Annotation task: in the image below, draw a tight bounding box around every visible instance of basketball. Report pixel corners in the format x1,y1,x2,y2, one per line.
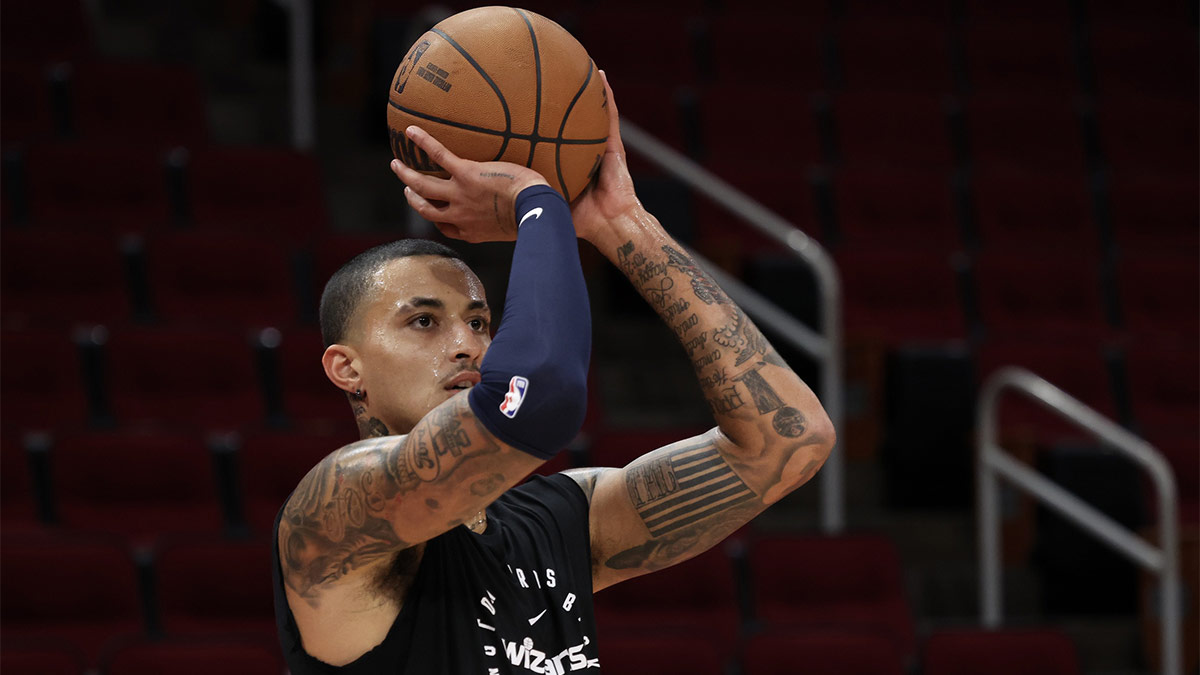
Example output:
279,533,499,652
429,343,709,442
387,6,608,202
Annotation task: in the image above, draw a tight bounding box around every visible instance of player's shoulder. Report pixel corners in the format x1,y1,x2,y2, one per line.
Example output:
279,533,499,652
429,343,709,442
559,467,619,505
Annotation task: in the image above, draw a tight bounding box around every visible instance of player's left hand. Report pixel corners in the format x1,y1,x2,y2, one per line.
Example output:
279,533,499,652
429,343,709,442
568,70,644,245
391,126,549,243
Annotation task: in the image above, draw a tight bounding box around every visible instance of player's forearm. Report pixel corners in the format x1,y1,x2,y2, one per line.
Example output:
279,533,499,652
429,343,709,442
590,208,835,498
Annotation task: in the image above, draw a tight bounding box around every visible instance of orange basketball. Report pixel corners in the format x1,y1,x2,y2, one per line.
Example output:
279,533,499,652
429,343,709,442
387,6,608,202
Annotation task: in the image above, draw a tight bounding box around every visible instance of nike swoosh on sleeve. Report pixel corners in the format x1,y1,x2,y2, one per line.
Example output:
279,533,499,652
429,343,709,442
519,207,543,228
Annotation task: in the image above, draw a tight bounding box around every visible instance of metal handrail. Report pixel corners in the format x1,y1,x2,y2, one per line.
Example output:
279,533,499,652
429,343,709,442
621,120,845,534
977,367,1181,675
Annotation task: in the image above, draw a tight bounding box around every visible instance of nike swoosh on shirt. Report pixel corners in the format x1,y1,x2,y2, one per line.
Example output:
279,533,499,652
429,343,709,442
519,207,543,228
528,609,548,625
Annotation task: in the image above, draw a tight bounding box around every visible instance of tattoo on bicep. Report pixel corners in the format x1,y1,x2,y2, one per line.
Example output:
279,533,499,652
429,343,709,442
625,440,756,538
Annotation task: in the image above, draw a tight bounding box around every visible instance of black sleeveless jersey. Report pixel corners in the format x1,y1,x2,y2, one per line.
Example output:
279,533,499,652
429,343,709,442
272,474,601,674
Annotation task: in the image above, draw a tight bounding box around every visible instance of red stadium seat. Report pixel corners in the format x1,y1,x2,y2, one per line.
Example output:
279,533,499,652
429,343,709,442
0,640,87,675
587,427,710,468
50,430,223,542
1,230,131,327
1,532,144,665
2,433,41,531
70,62,207,147
747,534,915,661
239,429,351,532
962,0,1074,23
0,0,92,64
102,636,285,675
144,231,300,326
1097,97,1198,176
964,94,1086,171
972,252,1110,342
698,85,822,168
0,328,87,433
831,167,960,253
1089,23,1198,99
923,628,1081,675
970,168,1098,253
153,535,277,638
743,629,905,675
833,92,953,169
605,81,689,174
963,21,1079,95
1124,338,1198,431
835,18,953,93
1117,254,1198,339
837,250,967,344
1,63,55,145
186,147,327,239
975,339,1118,444
1107,172,1199,253
278,326,347,427
26,143,169,233
593,545,740,648
103,326,264,429
597,634,728,675
575,9,700,86
704,13,828,90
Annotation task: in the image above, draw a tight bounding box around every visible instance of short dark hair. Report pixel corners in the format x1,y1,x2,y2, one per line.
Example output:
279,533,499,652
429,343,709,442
319,239,463,347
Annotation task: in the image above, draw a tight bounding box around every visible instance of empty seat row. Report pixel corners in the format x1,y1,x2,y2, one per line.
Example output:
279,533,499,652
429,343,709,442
2,143,327,237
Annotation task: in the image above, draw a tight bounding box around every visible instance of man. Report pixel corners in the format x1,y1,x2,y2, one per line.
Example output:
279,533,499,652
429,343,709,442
272,72,835,673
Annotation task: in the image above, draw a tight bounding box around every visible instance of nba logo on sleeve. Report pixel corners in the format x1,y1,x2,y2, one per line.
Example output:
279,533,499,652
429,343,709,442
499,376,529,418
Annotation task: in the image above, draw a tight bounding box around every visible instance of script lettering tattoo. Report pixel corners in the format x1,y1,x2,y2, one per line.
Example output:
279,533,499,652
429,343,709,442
479,171,516,180
707,385,746,415
279,396,502,607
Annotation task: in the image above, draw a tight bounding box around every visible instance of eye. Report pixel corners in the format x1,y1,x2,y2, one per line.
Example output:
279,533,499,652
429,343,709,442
468,318,489,332
409,314,434,329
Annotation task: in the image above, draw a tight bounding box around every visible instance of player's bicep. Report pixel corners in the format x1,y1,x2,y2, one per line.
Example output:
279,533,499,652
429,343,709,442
577,429,769,591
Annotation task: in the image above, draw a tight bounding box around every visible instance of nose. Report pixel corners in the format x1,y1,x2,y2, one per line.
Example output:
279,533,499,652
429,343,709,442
449,321,485,363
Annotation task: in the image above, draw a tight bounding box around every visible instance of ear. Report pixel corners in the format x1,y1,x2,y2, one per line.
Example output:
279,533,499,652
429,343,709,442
322,343,361,395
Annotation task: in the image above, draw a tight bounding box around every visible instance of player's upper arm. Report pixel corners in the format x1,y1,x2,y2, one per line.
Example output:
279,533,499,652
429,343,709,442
278,392,542,606
566,423,830,591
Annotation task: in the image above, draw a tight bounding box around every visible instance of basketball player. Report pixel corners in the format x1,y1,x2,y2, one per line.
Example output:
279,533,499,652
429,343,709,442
272,72,835,672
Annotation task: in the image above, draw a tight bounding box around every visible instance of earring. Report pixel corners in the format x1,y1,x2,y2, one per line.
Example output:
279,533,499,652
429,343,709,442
353,389,364,400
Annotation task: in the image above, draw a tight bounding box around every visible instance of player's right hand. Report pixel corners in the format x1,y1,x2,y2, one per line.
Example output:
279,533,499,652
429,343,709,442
391,126,549,243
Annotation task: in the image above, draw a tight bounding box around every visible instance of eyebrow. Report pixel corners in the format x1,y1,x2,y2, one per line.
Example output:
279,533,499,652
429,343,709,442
399,297,489,313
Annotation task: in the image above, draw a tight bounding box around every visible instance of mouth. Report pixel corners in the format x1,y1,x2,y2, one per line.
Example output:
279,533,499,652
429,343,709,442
444,371,482,391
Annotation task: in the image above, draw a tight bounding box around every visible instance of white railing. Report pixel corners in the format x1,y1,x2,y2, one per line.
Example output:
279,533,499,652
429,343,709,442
621,121,845,534
977,367,1181,675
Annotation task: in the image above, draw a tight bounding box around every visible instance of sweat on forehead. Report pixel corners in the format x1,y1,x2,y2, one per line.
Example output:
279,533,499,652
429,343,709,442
318,239,473,347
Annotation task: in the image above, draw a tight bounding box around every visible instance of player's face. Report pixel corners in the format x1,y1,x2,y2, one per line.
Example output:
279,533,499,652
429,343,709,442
349,255,491,433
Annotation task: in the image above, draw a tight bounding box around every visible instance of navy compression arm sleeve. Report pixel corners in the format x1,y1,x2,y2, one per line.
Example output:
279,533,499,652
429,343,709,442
467,185,591,459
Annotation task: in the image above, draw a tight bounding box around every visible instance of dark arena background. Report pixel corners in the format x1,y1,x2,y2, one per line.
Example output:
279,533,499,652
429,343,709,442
0,1,1196,673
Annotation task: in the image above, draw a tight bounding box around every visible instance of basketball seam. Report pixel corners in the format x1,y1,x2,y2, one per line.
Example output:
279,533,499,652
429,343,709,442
387,100,606,145
556,60,600,202
430,27,512,161
516,8,543,171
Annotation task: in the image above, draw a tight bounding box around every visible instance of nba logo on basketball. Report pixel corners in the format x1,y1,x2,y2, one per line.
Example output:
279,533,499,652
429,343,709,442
499,376,529,418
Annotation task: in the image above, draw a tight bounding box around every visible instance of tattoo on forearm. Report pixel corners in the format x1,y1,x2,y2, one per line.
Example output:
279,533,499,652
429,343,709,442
734,366,807,438
280,396,502,606
712,307,770,366
662,244,729,306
